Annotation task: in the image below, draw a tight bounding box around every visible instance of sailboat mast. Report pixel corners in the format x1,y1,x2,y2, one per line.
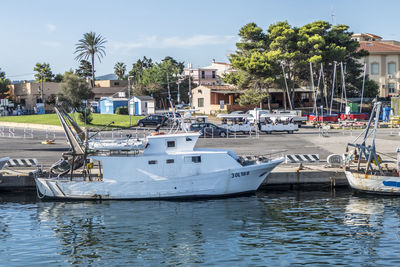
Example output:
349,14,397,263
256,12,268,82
360,62,367,113
329,61,337,115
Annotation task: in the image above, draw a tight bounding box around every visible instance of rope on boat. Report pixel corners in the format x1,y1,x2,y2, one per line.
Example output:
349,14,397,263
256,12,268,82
36,184,45,199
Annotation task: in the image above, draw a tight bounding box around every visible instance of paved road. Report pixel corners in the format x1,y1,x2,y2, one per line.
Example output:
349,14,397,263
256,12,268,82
0,126,399,167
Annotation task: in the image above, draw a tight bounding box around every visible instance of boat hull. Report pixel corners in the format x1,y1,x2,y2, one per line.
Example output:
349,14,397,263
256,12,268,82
35,158,283,200
345,171,400,195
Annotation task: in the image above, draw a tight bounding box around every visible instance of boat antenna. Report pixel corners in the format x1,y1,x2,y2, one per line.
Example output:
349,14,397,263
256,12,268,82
360,62,367,113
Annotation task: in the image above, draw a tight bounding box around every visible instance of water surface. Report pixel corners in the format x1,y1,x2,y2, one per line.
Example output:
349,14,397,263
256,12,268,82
1,189,400,266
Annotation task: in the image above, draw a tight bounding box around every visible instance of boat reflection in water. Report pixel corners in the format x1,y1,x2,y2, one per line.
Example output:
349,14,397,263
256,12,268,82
3,190,400,265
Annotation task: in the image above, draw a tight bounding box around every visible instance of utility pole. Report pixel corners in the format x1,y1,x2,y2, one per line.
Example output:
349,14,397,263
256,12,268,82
128,76,133,126
177,79,181,104
40,73,44,103
188,63,192,107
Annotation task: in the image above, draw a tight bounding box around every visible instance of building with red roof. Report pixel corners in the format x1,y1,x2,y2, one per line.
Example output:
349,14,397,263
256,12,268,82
353,33,400,97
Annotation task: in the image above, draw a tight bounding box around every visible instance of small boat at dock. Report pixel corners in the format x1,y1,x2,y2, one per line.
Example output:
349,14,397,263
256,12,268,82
344,102,400,195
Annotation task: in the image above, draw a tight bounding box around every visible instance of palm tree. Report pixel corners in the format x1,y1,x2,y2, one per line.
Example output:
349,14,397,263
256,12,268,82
114,62,126,80
74,32,106,87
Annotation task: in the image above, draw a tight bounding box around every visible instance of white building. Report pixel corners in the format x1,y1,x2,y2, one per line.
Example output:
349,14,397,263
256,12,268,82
129,96,155,115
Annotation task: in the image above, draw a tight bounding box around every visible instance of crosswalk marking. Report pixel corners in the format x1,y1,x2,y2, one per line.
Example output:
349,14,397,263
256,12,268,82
285,154,320,163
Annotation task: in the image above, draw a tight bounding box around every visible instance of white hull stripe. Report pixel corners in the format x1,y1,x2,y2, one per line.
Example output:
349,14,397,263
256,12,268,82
285,154,319,163
6,158,38,167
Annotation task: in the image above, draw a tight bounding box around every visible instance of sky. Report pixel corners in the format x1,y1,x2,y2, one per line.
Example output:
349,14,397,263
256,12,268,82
1,0,400,80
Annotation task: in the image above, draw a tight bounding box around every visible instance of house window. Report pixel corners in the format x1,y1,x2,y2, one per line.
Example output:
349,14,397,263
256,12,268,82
167,141,175,148
201,71,205,79
198,98,204,107
389,83,395,93
371,63,379,75
388,63,396,75
301,93,309,101
114,82,120,86
166,159,174,164
212,71,216,79
148,160,157,164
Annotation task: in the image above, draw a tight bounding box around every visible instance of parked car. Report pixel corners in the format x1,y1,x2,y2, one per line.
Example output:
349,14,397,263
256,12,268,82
175,103,190,109
189,122,230,137
137,115,168,127
229,110,244,115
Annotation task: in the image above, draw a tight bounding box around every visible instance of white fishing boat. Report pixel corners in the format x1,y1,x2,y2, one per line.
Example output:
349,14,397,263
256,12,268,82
35,132,283,199
344,102,400,195
35,107,283,199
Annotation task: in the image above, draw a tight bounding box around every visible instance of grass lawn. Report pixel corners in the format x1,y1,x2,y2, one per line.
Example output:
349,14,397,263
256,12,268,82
0,113,145,128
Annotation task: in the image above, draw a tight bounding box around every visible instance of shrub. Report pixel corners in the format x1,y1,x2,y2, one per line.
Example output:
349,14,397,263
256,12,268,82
78,108,93,124
116,106,128,115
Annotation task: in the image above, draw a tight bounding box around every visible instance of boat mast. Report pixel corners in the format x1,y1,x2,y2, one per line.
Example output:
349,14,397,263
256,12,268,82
329,61,337,115
280,61,293,110
360,62,367,113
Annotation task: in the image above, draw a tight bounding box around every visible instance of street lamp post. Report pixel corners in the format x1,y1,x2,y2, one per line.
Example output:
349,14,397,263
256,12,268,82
128,76,133,126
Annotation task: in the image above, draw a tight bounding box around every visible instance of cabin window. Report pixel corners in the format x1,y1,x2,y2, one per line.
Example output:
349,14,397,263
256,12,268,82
167,141,175,147
184,156,201,163
201,71,205,79
212,71,216,78
192,156,201,163
166,159,174,164
148,160,157,164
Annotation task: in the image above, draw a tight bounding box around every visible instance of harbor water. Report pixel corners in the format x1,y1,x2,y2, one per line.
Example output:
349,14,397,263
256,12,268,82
1,189,400,266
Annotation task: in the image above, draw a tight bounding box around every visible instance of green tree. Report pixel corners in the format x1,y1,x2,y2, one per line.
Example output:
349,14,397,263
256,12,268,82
53,73,64,82
74,32,107,87
114,62,126,80
57,72,94,112
128,56,153,93
0,69,10,99
75,60,93,80
33,62,54,82
227,21,375,109
141,57,184,108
